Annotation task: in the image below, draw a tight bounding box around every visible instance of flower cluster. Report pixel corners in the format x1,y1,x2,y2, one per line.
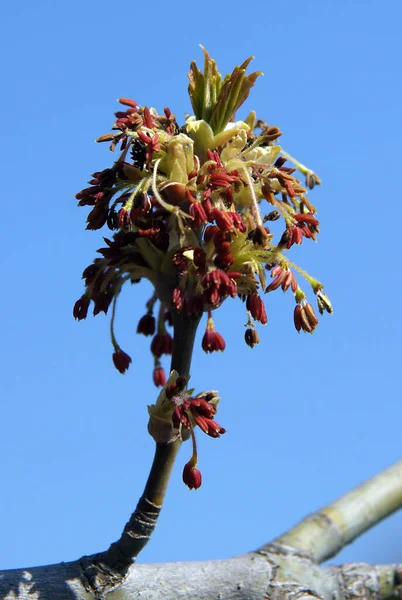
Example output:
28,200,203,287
74,48,332,382
148,371,225,489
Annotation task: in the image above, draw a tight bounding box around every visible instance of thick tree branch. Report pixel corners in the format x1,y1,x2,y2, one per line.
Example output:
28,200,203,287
2,558,402,599
79,313,201,596
264,458,402,564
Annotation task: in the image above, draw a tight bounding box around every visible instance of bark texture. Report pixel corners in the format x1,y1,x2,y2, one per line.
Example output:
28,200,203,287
1,554,401,599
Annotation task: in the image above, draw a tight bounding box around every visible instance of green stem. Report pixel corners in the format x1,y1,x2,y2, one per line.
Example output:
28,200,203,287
85,311,201,584
170,310,202,377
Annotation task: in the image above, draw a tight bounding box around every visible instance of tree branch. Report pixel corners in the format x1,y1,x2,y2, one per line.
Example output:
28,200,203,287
263,458,402,564
80,312,201,596
3,557,402,599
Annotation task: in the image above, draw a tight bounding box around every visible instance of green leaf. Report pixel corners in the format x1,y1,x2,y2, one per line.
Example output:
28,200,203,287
188,47,262,135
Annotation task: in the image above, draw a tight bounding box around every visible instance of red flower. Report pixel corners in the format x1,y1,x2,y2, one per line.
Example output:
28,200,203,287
112,348,132,374
117,207,131,228
153,366,166,387
73,296,90,321
213,208,233,232
182,462,202,490
137,314,156,336
246,294,267,324
151,332,173,357
202,327,226,353
189,202,208,228
265,266,298,293
137,130,161,168
117,97,138,108
294,212,319,226
294,302,319,334
202,270,237,299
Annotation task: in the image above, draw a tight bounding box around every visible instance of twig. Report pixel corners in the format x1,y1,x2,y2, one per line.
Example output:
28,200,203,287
81,312,201,595
262,458,402,563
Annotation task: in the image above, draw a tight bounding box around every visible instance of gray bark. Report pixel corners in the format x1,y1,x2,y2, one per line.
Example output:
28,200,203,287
0,552,400,599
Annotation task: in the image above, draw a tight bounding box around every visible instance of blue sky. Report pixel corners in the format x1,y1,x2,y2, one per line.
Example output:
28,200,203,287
1,0,402,571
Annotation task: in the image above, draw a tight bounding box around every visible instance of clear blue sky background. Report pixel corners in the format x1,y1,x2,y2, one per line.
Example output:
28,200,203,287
1,0,402,572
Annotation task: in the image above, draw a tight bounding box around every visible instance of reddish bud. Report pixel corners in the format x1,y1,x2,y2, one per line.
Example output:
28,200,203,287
246,294,268,324
294,303,319,334
112,348,132,374
265,267,297,293
189,202,208,228
294,304,303,332
73,296,90,321
213,208,233,231
118,98,138,108
86,202,109,230
153,366,166,387
230,212,246,233
183,462,202,490
294,212,319,226
137,314,156,336
202,198,215,221
202,327,226,353
194,415,226,438
151,333,173,357
204,225,220,243
117,207,131,228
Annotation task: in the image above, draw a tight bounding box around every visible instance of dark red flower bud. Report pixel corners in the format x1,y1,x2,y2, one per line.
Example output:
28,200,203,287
143,106,157,129
112,348,132,374
92,291,113,315
75,186,104,200
151,333,173,357
265,266,298,294
246,294,267,324
202,327,226,353
183,462,202,490
204,225,220,243
137,314,156,336
230,212,246,232
86,202,109,230
213,208,233,231
294,212,319,226
189,202,208,228
118,97,138,108
153,366,166,387
213,230,232,256
172,405,191,428
194,415,226,438
202,270,237,298
117,207,130,228
294,303,318,334
73,296,90,321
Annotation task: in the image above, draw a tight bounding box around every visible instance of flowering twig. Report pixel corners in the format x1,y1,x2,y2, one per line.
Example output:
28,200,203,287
74,45,333,590
81,312,201,591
